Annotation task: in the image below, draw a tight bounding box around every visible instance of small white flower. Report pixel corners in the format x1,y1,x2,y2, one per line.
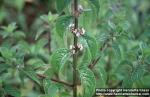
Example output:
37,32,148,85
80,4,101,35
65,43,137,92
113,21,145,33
69,23,74,28
113,37,116,41
78,5,84,14
80,28,85,35
77,43,81,48
70,45,73,50
69,23,75,32
77,43,83,51
76,32,80,37
80,45,83,51
70,45,76,54
72,50,76,54
16,64,24,69
17,65,20,69
73,29,78,34
70,45,75,50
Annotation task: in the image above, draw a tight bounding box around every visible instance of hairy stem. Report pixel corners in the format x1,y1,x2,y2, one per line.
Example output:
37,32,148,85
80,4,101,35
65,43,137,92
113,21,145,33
73,0,78,97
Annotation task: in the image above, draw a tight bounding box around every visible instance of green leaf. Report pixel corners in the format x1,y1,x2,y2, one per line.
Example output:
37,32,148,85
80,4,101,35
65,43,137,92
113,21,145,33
98,32,110,42
44,68,55,78
115,60,133,88
55,16,72,38
79,48,92,68
0,23,17,38
0,9,7,22
43,79,58,96
1,23,17,33
4,85,21,97
131,64,146,82
40,12,58,23
0,64,10,74
115,60,132,79
141,74,150,88
36,38,48,50
112,43,124,61
118,21,130,32
0,47,13,59
27,58,45,69
82,34,98,59
14,31,25,38
14,0,24,11
30,38,48,54
121,62,146,88
60,92,70,97
19,70,26,85
122,77,133,88
20,67,41,85
79,67,96,97
17,41,30,53
88,0,100,14
51,48,71,72
38,95,49,97
0,89,4,97
35,27,46,40
96,66,107,88
43,79,51,94
56,0,71,13
108,20,116,30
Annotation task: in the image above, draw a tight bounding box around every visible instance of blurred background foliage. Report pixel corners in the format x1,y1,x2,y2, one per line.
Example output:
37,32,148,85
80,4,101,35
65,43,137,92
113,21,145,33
0,0,150,97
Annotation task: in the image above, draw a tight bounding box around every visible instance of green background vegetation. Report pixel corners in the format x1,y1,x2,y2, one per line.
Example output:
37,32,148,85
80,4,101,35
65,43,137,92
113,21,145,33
0,0,150,97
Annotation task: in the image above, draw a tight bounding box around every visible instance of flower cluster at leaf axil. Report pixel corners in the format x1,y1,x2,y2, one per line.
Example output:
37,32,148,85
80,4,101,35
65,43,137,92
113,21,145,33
70,43,83,54
69,23,85,54
69,23,85,37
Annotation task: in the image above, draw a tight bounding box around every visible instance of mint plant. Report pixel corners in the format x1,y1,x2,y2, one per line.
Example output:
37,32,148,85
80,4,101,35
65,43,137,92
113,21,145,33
0,0,150,97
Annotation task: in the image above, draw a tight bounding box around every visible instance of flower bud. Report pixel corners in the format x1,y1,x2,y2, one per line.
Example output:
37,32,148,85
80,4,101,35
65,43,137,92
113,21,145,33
76,32,81,37
80,28,85,35
70,45,75,50
73,29,78,34
70,45,76,54
69,23,74,28
72,50,76,54
78,5,84,14
69,23,75,32
77,43,83,51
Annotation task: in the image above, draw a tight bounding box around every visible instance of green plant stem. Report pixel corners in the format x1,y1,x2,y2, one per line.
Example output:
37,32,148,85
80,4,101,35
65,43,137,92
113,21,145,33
73,0,78,97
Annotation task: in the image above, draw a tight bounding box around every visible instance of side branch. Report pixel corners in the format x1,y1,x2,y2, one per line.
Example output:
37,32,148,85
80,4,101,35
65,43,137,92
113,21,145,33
37,74,73,87
89,33,121,69
88,39,109,69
